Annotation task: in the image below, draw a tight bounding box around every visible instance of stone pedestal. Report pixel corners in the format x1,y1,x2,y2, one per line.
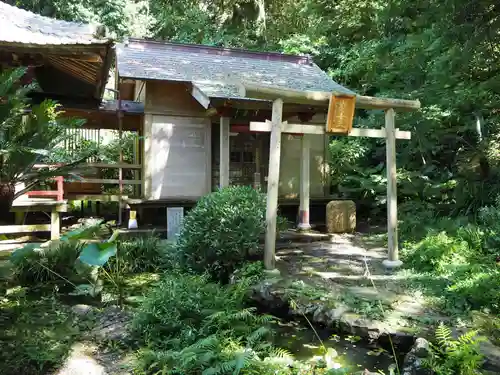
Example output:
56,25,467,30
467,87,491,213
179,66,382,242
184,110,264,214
326,200,356,233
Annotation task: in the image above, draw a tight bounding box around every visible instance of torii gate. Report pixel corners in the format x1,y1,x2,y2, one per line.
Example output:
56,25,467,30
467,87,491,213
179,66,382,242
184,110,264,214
238,83,421,271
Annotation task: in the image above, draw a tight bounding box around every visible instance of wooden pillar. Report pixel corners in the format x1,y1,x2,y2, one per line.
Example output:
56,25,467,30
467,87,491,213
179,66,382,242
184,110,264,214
264,99,283,270
383,108,402,268
220,117,230,188
118,102,124,226
50,208,60,240
254,134,261,189
15,212,24,225
298,134,311,231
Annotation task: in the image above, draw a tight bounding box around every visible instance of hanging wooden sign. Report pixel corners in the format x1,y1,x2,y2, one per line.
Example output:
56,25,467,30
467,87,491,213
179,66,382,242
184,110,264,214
326,95,356,134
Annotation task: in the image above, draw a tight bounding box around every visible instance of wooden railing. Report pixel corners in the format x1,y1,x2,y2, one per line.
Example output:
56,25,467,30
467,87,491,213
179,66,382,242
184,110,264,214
25,163,143,200
26,175,64,201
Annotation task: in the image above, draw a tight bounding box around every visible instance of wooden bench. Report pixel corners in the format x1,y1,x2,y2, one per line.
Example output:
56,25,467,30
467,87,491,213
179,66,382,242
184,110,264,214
6,199,68,240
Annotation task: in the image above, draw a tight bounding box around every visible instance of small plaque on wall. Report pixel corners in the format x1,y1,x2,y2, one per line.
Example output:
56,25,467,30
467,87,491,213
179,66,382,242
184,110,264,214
167,207,184,240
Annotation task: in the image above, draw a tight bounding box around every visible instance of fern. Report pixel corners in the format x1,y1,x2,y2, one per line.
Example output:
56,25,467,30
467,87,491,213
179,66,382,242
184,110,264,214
424,324,485,375
233,349,255,375
268,347,293,359
246,326,270,346
435,323,453,348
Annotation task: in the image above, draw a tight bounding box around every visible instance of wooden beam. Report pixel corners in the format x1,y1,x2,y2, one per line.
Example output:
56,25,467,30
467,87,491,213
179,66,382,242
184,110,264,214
191,84,211,109
220,117,230,187
383,108,401,268
264,99,283,270
249,121,411,139
240,83,421,112
10,201,68,213
79,178,142,185
85,162,142,169
65,194,129,202
0,224,51,234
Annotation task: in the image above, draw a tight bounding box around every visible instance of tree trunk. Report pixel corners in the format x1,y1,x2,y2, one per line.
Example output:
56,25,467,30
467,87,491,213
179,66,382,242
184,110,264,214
0,183,15,215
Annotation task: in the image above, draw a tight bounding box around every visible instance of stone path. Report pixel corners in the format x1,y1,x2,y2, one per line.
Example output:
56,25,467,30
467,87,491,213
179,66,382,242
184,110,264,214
276,233,439,325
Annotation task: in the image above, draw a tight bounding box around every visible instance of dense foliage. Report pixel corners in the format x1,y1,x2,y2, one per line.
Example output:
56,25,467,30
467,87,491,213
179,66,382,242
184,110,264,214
4,2,500,373
177,186,267,281
400,198,500,315
11,0,500,215
10,226,173,289
132,267,355,375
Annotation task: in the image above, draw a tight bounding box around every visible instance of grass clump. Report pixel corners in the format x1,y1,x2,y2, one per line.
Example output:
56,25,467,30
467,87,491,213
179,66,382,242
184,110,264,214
115,234,174,273
10,241,84,285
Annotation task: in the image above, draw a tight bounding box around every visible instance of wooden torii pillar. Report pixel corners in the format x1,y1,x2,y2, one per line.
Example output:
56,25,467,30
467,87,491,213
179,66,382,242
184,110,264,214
241,83,421,271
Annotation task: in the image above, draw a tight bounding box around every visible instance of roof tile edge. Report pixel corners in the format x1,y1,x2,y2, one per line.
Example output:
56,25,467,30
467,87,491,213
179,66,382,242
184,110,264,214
125,38,313,65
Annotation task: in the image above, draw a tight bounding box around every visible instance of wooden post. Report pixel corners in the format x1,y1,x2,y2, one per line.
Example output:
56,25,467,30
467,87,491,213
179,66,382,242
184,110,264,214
56,176,64,201
118,96,124,226
264,99,283,270
298,134,311,231
254,134,261,189
50,208,60,240
220,117,230,188
383,108,402,269
15,212,24,225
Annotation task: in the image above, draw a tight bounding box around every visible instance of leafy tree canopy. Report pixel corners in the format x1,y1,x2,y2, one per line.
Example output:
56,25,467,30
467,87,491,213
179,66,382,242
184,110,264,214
9,0,500,214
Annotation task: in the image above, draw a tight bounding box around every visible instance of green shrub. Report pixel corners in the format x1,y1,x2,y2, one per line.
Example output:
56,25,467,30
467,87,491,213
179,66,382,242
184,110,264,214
401,220,500,314
402,231,473,274
131,271,283,374
114,234,174,273
231,261,265,285
448,269,500,312
177,186,267,281
10,241,83,285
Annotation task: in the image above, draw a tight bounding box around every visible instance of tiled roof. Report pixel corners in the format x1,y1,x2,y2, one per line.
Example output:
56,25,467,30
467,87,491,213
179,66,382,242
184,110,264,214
0,2,108,45
117,39,355,100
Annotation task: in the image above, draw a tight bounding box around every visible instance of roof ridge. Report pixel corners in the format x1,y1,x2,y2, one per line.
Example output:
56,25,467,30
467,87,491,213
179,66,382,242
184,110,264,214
125,38,313,64
0,2,109,43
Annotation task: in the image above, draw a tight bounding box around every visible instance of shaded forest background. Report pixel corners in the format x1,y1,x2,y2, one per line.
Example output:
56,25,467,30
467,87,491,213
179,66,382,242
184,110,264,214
8,0,500,220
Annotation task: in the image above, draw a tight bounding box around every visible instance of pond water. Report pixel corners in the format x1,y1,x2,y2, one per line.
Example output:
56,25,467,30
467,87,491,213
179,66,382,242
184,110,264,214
272,320,399,374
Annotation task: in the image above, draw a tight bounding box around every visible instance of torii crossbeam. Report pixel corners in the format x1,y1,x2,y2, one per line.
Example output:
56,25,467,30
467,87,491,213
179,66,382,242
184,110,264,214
238,83,421,271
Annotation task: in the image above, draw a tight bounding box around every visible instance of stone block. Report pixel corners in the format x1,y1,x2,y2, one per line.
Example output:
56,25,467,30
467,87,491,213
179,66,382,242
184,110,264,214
326,200,356,233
